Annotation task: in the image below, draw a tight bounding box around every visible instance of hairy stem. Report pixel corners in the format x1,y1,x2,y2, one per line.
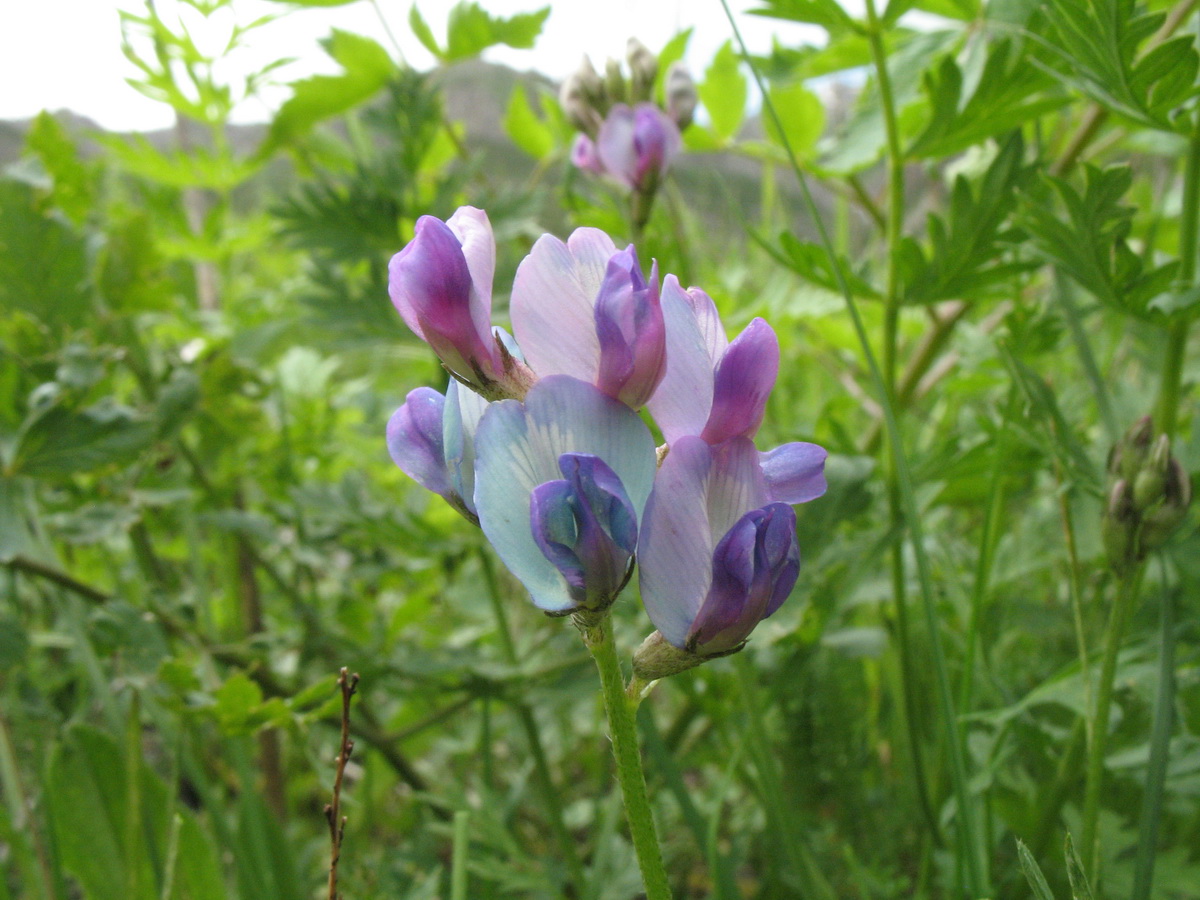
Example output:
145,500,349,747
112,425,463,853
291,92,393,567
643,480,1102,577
581,616,672,900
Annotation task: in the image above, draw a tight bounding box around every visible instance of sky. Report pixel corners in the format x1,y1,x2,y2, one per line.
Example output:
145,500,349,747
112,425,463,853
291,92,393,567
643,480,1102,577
0,0,823,132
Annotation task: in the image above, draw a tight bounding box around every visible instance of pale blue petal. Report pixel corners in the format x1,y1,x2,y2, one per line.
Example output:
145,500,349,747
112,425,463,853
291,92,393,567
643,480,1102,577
475,375,656,612
443,380,490,514
705,437,769,545
637,436,717,647
645,275,714,442
760,442,828,505
511,229,616,383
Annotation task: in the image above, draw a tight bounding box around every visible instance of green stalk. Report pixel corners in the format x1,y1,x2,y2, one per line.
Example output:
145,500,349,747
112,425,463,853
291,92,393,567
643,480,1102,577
1131,564,1177,900
1080,567,1143,884
479,553,586,893
450,810,471,900
580,616,672,900
1155,120,1200,436
719,4,988,896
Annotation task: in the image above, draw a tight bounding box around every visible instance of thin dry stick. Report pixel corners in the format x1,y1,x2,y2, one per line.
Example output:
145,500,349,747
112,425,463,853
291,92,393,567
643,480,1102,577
326,668,360,900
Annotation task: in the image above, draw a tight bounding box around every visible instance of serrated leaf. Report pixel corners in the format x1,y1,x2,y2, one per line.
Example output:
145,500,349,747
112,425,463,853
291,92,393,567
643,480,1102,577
905,132,1035,304
504,84,554,159
1038,0,1198,129
698,42,747,142
443,2,550,62
909,41,1065,158
778,233,879,298
263,30,395,154
765,81,825,158
1021,164,1179,317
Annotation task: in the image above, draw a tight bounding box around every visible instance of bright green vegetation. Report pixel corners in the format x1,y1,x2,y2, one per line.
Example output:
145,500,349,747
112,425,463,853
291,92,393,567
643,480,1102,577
1,0,1198,898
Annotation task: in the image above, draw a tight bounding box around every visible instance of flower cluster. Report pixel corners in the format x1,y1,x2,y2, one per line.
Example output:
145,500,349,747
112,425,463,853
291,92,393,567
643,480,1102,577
560,39,695,200
387,207,826,677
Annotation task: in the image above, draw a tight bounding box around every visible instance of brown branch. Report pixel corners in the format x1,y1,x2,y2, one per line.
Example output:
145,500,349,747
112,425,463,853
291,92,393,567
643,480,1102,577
326,668,359,900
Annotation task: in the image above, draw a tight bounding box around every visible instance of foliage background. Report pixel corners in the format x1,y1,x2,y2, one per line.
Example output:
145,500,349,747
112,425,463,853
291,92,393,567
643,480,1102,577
1,0,1198,898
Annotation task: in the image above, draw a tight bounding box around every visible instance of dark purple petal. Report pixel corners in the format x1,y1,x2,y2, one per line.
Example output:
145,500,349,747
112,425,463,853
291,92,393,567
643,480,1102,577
760,442,828,504
595,104,639,188
686,502,799,653
594,248,666,408
388,215,499,383
630,103,682,188
386,388,451,499
700,318,779,445
529,452,638,608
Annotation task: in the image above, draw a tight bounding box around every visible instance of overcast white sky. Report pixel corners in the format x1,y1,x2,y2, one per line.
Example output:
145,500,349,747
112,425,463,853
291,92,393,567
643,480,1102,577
0,0,822,131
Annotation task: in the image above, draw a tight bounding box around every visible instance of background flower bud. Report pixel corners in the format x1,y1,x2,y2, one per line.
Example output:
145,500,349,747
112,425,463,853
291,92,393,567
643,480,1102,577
626,38,658,103
665,62,697,130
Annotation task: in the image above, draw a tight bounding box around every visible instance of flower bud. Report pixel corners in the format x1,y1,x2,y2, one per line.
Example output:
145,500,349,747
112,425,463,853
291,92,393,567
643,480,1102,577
561,57,605,135
1140,457,1193,552
1102,479,1137,572
1108,415,1154,482
626,38,658,103
605,58,628,106
665,62,697,130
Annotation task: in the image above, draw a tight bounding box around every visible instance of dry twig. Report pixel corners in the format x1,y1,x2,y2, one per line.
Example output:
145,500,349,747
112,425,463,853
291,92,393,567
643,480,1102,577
326,667,359,900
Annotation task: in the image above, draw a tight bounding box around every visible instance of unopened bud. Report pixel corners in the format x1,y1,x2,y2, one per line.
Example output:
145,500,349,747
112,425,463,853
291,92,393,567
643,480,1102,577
1102,479,1138,572
561,58,604,135
1109,415,1154,482
605,58,627,106
665,62,697,130
1140,457,1193,551
627,38,658,103
1132,436,1170,512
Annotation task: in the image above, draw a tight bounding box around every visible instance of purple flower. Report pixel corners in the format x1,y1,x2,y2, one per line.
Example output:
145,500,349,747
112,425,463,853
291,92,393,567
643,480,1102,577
530,453,639,609
389,207,534,399
512,233,666,409
648,276,778,445
386,380,489,522
591,103,682,192
474,376,657,613
571,134,606,175
638,436,801,654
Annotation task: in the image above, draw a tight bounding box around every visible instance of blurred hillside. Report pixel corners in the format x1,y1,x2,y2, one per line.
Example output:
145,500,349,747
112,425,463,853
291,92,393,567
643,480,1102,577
0,60,850,244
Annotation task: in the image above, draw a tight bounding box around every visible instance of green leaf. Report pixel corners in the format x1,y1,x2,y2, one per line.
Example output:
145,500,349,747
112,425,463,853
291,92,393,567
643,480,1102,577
1017,839,1058,900
909,41,1066,158
0,477,41,563
904,132,1035,304
11,402,156,478
1020,165,1179,318
409,4,442,58
46,726,225,900
777,233,879,299
1038,0,1199,129
442,2,550,62
747,0,858,33
0,614,28,673
24,112,93,224
698,42,747,143
0,179,92,326
764,81,825,158
1064,834,1094,900
504,84,554,159
263,30,395,154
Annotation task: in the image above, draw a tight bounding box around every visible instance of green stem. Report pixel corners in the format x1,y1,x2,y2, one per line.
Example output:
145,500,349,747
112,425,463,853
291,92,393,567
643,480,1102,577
451,810,471,900
1131,563,1176,900
480,553,586,893
1081,568,1143,885
865,0,906,400
720,4,988,896
581,616,672,900
1156,117,1200,435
